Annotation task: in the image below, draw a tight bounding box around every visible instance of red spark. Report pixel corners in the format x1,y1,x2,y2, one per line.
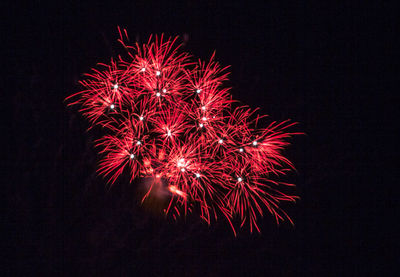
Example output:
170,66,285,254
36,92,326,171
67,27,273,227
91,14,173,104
66,28,300,235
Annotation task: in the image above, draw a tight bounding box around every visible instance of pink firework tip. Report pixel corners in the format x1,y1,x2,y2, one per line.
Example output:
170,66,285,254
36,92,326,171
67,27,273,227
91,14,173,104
66,28,301,235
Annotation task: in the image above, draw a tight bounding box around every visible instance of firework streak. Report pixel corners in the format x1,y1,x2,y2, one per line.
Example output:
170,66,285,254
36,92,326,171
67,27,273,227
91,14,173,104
66,28,300,235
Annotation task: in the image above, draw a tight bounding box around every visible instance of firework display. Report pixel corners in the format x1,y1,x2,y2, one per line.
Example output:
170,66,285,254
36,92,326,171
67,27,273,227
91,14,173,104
66,28,299,235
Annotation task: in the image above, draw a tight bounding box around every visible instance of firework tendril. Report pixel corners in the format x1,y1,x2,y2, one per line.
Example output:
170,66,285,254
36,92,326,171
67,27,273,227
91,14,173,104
66,28,300,235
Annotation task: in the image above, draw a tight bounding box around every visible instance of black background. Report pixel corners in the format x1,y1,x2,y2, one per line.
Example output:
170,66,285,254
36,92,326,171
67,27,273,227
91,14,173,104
5,1,397,276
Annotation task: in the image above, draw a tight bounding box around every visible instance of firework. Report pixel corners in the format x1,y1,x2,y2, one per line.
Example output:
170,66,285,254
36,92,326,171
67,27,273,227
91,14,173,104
66,28,300,235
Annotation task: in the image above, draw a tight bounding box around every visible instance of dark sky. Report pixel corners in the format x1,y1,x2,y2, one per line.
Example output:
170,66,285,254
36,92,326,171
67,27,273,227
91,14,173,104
5,1,396,276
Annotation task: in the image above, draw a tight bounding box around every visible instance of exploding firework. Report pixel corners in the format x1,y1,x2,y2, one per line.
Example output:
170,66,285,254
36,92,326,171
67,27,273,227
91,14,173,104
66,28,300,235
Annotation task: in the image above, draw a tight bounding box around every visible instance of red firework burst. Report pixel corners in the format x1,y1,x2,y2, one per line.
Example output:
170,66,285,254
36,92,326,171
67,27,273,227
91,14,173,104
66,28,300,235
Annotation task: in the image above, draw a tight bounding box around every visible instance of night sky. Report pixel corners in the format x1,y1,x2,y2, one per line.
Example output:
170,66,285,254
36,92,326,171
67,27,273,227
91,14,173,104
5,1,396,276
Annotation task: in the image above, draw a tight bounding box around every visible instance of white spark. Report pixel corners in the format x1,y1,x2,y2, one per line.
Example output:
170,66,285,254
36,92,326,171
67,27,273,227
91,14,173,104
139,116,144,121
177,158,185,168
162,88,167,93
156,70,161,76
141,67,146,72
196,89,201,94
110,104,115,110
218,139,223,144
199,123,204,128
167,130,172,137
201,106,206,110
180,168,186,172
130,154,135,159
113,83,118,90
195,173,201,178
136,140,141,145
237,177,243,182
156,92,161,97
253,141,258,146
202,117,207,121
239,148,244,152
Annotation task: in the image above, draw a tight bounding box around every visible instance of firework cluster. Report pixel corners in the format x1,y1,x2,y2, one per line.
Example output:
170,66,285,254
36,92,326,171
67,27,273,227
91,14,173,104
67,29,299,234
